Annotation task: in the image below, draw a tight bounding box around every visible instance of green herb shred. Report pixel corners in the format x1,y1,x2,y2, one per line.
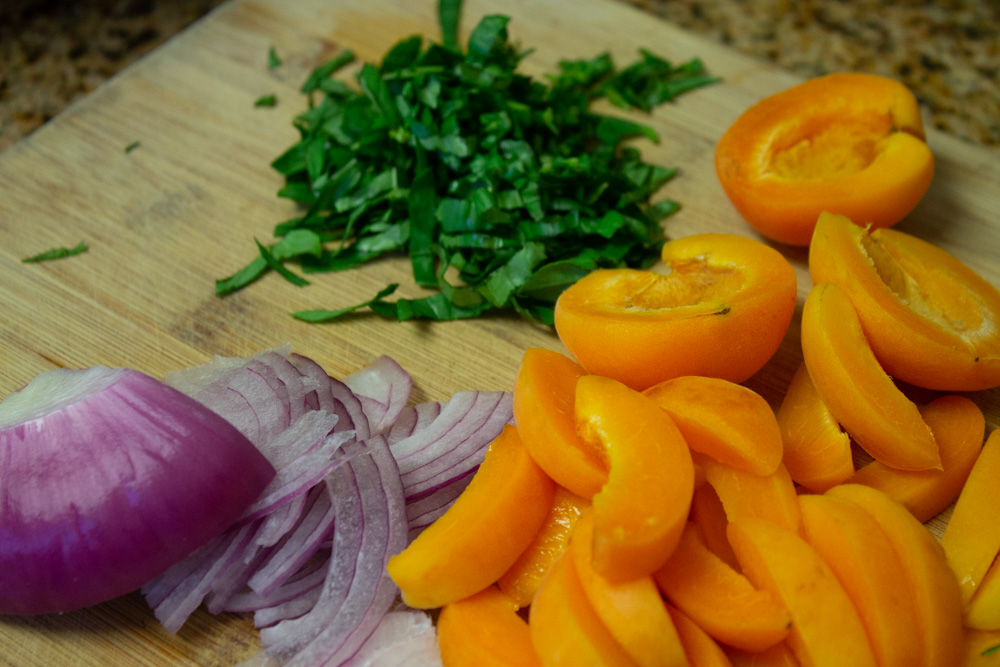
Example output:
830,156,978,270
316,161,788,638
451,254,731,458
268,46,283,70
984,644,1000,657
124,141,141,153
22,241,88,263
255,94,278,107
218,4,718,325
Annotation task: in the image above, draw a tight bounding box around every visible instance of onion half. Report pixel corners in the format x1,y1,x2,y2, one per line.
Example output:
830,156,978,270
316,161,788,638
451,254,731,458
0,366,276,616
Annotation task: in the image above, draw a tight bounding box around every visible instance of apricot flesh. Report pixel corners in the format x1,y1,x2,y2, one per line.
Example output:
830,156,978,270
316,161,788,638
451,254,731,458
809,210,1000,391
437,586,542,667
575,375,695,581
554,233,796,391
801,281,940,471
386,425,556,609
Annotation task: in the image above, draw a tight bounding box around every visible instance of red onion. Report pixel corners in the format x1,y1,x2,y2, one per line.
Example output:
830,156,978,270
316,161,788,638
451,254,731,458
0,365,276,616
135,349,513,665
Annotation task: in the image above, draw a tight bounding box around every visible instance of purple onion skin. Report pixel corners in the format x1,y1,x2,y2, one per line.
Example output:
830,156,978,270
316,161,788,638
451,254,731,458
0,370,276,616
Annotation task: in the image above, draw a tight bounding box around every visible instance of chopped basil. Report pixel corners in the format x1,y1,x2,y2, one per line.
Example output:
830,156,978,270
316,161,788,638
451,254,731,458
221,3,718,324
254,94,278,107
124,141,141,153
21,241,88,263
984,644,1000,657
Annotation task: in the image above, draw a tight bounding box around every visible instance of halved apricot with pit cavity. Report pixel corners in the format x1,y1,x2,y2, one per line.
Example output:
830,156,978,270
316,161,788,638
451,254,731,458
554,233,796,391
809,211,1000,391
715,73,933,246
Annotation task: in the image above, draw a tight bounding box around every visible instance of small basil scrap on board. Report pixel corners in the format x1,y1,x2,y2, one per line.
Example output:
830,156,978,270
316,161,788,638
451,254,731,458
216,0,719,325
21,241,88,263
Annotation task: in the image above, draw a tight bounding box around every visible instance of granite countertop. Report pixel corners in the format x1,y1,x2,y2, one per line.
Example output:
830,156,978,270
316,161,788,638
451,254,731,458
1,0,998,153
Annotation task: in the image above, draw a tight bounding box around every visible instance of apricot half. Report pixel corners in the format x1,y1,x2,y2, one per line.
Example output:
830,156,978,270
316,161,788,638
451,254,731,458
437,586,542,667
801,281,940,471
715,73,933,246
809,210,1000,391
554,233,796,391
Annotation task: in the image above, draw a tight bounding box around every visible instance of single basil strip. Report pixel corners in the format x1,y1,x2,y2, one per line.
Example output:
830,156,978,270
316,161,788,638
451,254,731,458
291,283,400,322
408,168,437,287
124,141,141,154
21,241,88,263
215,256,268,296
254,94,278,107
254,238,310,287
268,46,282,69
438,0,463,50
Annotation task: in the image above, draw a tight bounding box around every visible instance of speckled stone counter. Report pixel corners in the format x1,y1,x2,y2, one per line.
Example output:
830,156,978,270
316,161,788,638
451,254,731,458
1,0,998,152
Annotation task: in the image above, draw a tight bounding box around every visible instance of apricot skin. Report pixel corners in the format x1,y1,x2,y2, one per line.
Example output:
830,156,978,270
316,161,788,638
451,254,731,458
554,233,796,391
809,211,1000,391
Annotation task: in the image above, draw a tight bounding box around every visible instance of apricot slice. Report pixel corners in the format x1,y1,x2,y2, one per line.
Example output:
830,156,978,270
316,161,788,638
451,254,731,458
809,210,1000,391
776,361,853,492
726,517,877,667
554,233,796,391
654,522,791,652
570,511,689,667
575,374,695,581
826,483,964,667
966,547,1000,630
941,427,1000,607
725,643,800,667
849,395,985,522
963,627,1000,666
801,281,940,471
513,348,607,498
497,486,589,608
665,604,733,667
437,586,542,667
644,375,783,476
701,456,801,534
798,493,922,667
386,425,556,609
528,551,635,667
689,482,741,571
715,73,933,246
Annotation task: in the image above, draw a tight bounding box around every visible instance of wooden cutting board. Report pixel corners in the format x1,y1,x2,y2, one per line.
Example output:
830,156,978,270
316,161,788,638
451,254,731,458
1,0,997,663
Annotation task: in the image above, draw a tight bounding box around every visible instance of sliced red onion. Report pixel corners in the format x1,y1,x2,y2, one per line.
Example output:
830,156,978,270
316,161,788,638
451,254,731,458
342,610,443,666
256,435,408,665
386,401,443,446
0,366,275,616
342,355,412,436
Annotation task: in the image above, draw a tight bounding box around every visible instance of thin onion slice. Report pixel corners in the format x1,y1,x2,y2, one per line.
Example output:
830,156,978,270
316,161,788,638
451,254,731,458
343,355,413,436
0,366,275,616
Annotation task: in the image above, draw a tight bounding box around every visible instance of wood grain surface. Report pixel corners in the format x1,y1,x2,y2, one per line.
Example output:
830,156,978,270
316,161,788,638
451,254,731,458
1,0,998,664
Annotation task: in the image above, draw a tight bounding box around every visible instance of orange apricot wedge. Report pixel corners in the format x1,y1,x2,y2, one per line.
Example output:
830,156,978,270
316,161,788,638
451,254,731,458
554,233,796,391
644,375,783,476
801,281,940,471
497,485,589,608
386,425,556,609
528,551,636,667
966,547,1000,630
715,73,933,246
666,603,733,667
776,361,854,492
809,210,1000,391
575,374,695,581
941,427,1000,607
725,643,800,667
963,627,1000,666
437,586,542,667
849,394,986,522
654,522,791,652
701,456,801,534
570,510,689,667
689,482,741,571
826,483,964,667
726,517,877,667
513,348,607,498
798,493,922,667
